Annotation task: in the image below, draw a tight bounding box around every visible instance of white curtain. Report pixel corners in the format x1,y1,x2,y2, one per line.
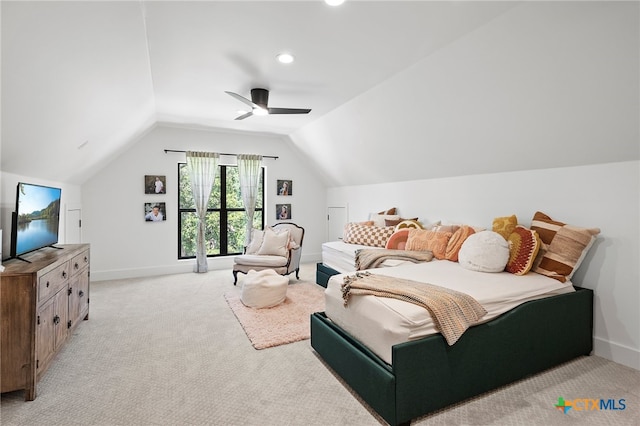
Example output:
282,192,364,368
186,151,219,273
237,154,263,247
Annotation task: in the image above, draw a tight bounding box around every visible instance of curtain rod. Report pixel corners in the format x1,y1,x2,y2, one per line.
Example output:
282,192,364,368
164,149,278,160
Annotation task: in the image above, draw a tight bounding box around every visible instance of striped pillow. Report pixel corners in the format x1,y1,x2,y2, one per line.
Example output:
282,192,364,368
343,223,395,248
530,212,600,282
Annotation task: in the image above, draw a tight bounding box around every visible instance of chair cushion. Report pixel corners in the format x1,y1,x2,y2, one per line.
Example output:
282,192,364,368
241,269,289,309
234,254,288,267
245,229,265,254
257,228,290,257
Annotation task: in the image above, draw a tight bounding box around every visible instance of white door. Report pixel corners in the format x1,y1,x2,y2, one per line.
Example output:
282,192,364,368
66,208,82,244
327,206,347,241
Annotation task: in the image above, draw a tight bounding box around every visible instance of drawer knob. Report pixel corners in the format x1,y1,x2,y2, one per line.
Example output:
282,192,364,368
84,256,88,263
74,262,79,269
79,290,84,297
53,315,60,325
46,281,50,288
62,271,67,279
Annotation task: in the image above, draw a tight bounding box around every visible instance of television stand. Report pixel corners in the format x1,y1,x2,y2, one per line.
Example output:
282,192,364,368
0,244,90,400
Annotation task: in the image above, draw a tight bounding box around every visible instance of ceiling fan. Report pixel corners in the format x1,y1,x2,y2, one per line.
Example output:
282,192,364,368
225,88,311,120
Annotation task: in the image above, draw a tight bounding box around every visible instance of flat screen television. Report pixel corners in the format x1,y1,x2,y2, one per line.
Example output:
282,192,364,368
10,182,62,259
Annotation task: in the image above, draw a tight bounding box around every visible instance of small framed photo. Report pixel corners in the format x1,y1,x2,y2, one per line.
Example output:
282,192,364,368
145,203,166,222
277,179,292,196
276,204,291,221
145,175,166,194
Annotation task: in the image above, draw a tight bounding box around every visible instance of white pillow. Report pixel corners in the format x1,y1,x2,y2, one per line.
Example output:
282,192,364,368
245,229,264,255
458,231,510,273
370,214,400,227
257,228,290,257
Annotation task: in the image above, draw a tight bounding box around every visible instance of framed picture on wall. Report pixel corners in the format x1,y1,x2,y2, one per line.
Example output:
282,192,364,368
145,175,166,194
277,179,292,196
276,204,291,221
144,202,166,222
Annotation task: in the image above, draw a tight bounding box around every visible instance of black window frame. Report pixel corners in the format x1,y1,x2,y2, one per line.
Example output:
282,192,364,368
177,163,265,259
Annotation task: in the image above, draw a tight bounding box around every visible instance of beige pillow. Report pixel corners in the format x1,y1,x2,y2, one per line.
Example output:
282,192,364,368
245,229,265,254
370,214,400,227
530,211,600,282
257,228,290,257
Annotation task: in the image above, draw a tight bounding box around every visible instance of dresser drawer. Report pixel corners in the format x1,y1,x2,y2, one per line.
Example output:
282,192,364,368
70,250,90,276
38,263,70,304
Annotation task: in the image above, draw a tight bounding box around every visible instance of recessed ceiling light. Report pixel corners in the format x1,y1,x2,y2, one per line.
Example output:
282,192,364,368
325,0,345,6
276,53,295,64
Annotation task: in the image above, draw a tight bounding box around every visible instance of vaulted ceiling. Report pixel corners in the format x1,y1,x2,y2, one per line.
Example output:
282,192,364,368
1,1,518,183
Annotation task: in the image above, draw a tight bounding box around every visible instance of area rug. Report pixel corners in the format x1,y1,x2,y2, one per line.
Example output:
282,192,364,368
224,282,326,349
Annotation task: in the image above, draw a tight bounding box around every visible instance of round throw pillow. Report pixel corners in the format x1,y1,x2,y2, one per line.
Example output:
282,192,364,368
458,231,510,273
445,225,475,262
385,228,410,250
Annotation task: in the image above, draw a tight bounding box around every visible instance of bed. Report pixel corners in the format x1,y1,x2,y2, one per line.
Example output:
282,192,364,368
321,240,410,274
317,240,418,286
311,260,593,425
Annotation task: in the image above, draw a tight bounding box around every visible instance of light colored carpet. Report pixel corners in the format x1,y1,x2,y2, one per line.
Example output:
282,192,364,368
225,282,325,349
1,263,639,426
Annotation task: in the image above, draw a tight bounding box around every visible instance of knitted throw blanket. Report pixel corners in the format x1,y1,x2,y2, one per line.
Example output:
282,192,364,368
355,249,434,271
341,272,487,345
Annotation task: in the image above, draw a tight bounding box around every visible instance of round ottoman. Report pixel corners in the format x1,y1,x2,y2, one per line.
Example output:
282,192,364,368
240,269,289,309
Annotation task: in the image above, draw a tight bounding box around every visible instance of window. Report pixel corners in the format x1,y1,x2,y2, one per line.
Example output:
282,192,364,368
178,163,264,259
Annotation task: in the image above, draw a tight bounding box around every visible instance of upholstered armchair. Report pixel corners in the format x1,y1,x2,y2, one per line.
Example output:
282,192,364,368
233,222,305,285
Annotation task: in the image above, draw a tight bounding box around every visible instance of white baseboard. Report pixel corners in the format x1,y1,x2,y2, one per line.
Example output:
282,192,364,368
593,336,640,370
92,253,323,282
92,257,235,281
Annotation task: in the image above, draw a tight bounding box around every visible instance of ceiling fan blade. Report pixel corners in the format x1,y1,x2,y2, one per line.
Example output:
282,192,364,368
234,111,254,120
267,107,311,115
225,91,259,109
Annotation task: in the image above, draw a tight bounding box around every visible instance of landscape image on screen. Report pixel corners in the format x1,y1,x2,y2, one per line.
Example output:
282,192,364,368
15,183,62,256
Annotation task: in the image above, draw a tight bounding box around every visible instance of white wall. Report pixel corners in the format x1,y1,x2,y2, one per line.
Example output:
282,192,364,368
327,161,640,370
1,171,82,259
81,124,325,280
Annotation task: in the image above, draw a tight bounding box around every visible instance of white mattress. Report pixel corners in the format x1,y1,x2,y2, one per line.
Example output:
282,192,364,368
324,260,575,364
321,240,406,274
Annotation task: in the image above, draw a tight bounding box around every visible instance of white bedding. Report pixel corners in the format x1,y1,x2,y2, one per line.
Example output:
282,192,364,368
321,240,406,273
324,260,575,364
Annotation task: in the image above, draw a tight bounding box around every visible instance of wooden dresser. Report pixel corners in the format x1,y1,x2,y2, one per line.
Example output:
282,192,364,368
1,244,90,400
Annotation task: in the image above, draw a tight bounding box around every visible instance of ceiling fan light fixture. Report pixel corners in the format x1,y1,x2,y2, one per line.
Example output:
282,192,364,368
325,0,345,6
276,53,295,64
253,107,268,116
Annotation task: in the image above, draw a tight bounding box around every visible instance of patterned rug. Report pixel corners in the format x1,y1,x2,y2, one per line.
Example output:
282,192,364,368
224,282,326,349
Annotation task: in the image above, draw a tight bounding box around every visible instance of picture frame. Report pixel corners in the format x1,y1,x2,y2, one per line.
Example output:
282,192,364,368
144,202,166,222
145,175,166,194
277,179,292,196
276,204,291,221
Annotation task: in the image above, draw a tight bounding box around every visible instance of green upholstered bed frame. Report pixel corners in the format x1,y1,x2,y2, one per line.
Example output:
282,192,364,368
311,286,593,426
